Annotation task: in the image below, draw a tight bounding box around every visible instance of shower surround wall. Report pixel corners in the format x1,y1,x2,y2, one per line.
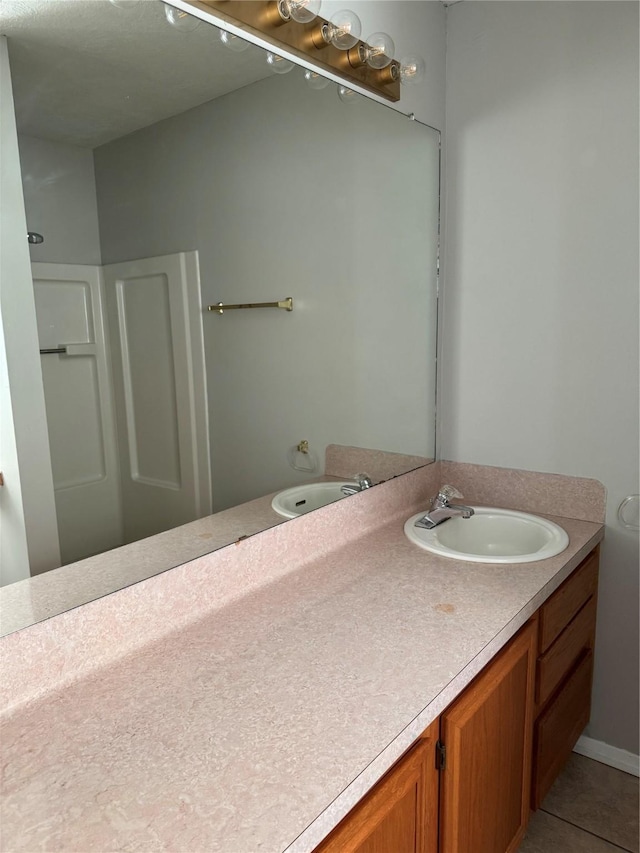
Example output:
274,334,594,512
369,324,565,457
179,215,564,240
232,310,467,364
93,71,439,512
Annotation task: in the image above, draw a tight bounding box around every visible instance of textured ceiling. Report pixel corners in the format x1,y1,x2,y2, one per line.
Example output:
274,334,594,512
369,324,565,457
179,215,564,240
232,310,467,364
0,0,273,147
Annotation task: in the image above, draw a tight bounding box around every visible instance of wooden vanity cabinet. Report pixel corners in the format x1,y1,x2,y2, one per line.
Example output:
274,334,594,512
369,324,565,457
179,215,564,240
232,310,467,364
531,547,599,809
312,548,599,853
314,621,537,853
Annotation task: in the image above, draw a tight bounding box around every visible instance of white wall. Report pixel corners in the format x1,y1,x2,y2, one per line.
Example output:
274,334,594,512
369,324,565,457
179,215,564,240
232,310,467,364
442,1,639,755
94,72,440,511
18,135,102,266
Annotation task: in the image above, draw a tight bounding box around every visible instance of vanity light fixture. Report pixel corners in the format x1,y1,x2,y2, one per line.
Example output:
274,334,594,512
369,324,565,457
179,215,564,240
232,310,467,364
304,69,330,89
365,32,395,69
163,3,201,31
337,84,359,104
185,0,416,101
219,29,250,51
315,9,362,50
277,0,321,24
399,55,426,86
266,51,295,73
347,32,395,70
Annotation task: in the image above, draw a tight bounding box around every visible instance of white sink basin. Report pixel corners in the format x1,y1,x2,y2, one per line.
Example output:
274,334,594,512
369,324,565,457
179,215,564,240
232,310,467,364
404,507,569,563
272,481,359,519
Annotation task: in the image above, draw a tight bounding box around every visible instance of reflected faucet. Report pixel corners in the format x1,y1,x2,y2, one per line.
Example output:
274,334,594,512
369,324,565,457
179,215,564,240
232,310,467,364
341,474,374,496
414,485,474,530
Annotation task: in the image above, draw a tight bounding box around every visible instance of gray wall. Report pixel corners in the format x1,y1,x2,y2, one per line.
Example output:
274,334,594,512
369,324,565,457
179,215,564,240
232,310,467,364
94,72,440,511
18,135,102,266
442,1,639,755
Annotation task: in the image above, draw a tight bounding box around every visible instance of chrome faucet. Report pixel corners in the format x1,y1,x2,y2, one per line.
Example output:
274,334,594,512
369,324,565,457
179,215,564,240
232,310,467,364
414,485,475,529
341,474,374,496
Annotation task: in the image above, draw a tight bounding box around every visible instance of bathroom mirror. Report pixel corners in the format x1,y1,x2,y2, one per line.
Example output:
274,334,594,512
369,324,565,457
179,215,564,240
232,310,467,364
0,0,440,634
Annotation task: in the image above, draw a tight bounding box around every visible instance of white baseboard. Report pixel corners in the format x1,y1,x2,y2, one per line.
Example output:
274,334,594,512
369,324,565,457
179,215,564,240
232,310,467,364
573,735,640,777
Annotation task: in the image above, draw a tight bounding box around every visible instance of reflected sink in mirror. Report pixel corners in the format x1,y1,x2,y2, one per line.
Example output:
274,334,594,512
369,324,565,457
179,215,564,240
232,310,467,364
272,482,359,519
404,507,569,563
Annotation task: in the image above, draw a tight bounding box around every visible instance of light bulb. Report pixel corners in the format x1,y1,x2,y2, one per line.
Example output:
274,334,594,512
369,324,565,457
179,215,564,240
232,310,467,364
219,29,250,52
399,55,426,86
304,69,330,90
108,0,140,7
365,32,395,69
325,9,361,50
266,52,295,74
163,4,200,31
287,0,322,23
337,84,359,104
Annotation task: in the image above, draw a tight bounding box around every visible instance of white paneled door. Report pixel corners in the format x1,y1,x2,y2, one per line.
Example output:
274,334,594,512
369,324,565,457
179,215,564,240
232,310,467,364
103,252,211,544
32,263,123,564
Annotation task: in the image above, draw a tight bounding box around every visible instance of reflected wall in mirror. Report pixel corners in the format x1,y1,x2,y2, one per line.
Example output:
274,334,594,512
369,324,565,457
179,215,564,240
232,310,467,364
0,0,439,633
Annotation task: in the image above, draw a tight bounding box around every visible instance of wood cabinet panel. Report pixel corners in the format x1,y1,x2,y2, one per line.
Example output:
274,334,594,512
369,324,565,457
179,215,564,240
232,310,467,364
536,595,596,708
532,650,594,809
315,718,439,853
539,550,599,653
439,620,537,853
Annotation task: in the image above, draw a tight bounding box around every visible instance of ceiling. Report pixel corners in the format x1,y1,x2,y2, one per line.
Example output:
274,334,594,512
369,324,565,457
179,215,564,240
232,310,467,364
0,0,273,147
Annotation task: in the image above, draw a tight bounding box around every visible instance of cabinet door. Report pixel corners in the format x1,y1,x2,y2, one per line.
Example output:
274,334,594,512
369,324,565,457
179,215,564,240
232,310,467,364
439,620,537,853
315,719,439,853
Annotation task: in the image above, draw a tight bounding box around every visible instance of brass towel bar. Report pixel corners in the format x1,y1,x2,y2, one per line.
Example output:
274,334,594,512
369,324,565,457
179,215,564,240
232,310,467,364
208,298,293,315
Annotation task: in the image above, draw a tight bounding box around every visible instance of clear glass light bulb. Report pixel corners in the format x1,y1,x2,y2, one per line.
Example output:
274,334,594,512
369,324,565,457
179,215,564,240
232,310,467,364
399,54,426,86
266,52,295,74
108,0,140,8
304,69,330,90
288,0,322,23
337,84,359,104
163,4,200,31
219,29,250,52
326,10,361,50
365,32,395,69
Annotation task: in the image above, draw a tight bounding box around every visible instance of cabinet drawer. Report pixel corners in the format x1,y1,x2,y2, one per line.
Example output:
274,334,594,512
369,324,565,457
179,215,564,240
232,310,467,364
539,550,599,653
536,596,596,709
532,650,593,809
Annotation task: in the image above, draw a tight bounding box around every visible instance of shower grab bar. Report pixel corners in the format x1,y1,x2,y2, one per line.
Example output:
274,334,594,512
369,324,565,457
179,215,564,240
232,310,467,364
39,344,96,356
208,297,293,315
40,347,68,355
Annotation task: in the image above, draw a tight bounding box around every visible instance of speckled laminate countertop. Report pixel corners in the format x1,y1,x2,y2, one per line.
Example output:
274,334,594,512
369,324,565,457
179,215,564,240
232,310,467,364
0,508,603,853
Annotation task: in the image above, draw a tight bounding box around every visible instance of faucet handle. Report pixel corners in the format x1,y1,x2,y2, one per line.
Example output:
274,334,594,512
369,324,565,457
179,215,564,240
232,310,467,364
355,473,373,489
432,485,465,507
439,485,464,500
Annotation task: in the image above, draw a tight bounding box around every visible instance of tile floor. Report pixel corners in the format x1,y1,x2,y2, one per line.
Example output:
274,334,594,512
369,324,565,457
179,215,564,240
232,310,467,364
519,753,639,853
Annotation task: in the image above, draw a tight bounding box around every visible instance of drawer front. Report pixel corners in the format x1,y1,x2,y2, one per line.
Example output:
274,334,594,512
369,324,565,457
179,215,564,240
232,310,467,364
532,650,594,809
536,595,597,709
539,550,599,653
